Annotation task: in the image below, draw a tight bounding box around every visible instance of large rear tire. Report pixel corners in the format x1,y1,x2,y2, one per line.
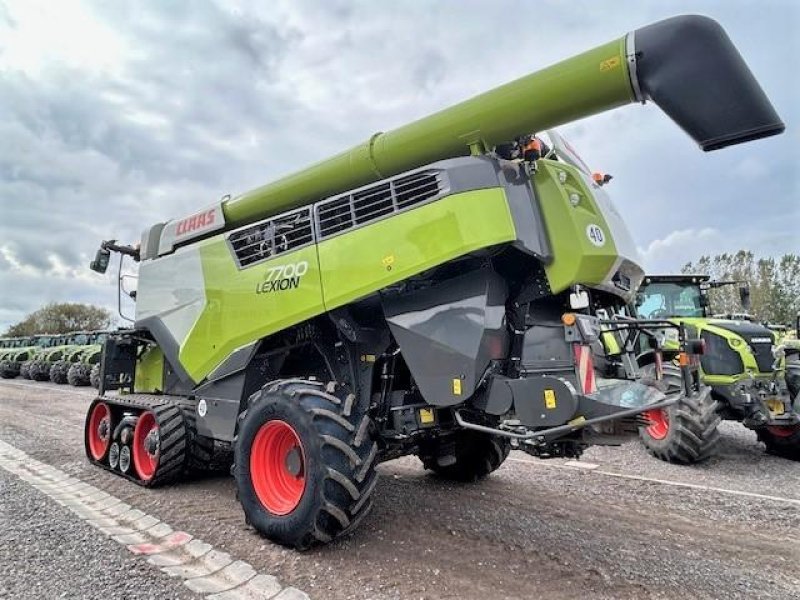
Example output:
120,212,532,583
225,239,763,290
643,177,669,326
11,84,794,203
50,361,70,384
639,363,721,464
420,430,511,482
90,363,101,389
757,425,800,461
30,360,51,381
0,360,16,379
67,363,91,386
20,361,33,379
234,380,378,549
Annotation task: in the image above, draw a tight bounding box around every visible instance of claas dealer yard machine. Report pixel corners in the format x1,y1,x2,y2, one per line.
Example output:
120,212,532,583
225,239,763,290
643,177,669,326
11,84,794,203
636,275,800,461
85,16,783,548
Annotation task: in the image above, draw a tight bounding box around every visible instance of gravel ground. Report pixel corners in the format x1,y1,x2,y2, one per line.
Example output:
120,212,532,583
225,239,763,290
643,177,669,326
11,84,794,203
0,468,200,600
0,380,799,600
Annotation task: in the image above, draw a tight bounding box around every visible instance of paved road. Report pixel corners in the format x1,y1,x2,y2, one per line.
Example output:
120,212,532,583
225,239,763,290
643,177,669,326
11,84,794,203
0,379,798,599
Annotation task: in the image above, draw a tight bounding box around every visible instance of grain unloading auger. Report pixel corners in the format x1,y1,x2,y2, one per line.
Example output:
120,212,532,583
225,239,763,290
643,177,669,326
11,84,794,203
87,16,783,548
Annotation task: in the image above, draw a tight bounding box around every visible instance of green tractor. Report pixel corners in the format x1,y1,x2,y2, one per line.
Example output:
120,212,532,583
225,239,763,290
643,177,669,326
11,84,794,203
26,334,78,381
635,275,800,461
1,335,55,379
66,332,110,387
49,332,105,384
84,16,783,548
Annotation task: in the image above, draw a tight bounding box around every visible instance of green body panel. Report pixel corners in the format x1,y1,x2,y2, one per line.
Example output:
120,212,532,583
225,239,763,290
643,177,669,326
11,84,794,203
534,161,618,293
180,188,515,381
662,317,782,385
222,39,633,227
183,244,324,381
318,188,515,310
135,347,165,393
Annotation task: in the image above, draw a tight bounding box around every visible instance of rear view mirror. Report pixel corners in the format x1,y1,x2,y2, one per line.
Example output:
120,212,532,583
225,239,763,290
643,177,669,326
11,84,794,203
90,247,110,274
739,285,751,311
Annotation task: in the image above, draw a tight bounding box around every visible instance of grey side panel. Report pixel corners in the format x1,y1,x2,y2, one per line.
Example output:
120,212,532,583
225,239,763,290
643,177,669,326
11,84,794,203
382,268,509,407
497,162,551,259
207,342,259,382
194,373,247,442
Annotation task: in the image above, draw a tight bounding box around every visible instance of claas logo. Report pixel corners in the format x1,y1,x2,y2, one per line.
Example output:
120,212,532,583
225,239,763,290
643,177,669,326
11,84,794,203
176,209,216,236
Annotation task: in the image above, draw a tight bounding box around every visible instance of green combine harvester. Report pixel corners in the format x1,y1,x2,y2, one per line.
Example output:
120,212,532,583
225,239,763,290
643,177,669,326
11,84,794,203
636,275,800,461
85,15,783,548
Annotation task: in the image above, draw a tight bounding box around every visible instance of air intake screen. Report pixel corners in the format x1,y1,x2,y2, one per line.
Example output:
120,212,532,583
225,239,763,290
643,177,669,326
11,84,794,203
318,171,443,239
229,208,314,268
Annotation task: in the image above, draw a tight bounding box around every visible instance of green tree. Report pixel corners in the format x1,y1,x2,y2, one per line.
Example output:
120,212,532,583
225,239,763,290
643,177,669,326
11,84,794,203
4,303,112,336
682,251,800,325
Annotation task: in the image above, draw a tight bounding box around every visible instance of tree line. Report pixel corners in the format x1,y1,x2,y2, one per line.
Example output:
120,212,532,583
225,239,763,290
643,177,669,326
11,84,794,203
682,251,799,326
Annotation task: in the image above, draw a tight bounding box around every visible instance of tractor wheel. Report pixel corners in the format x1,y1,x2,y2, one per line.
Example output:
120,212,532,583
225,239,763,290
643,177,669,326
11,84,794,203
130,404,189,486
757,425,800,461
30,361,51,381
0,360,16,379
234,380,378,549
90,363,101,389
420,430,511,482
50,361,70,384
639,363,721,464
20,361,33,379
67,364,90,386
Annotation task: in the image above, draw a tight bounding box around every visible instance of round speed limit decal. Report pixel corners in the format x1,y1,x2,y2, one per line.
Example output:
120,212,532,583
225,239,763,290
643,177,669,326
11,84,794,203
586,224,606,247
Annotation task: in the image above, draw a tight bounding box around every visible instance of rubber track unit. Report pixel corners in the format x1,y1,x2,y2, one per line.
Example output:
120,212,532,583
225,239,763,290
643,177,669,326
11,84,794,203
85,395,189,487
639,363,721,464
171,397,233,473
234,379,379,549
421,430,511,482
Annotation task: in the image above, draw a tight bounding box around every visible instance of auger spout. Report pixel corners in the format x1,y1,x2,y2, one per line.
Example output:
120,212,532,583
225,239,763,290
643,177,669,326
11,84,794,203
220,15,782,229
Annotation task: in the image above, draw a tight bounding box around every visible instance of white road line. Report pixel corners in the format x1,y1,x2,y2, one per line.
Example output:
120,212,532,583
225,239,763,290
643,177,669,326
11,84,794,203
0,438,309,600
507,456,800,506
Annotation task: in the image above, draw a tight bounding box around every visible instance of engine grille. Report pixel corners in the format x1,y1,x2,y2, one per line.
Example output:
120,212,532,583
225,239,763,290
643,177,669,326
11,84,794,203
316,170,445,239
700,331,744,376
228,208,314,268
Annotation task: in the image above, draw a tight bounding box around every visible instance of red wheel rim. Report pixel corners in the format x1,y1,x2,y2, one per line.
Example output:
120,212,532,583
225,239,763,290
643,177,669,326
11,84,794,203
88,402,111,460
250,420,306,515
766,425,799,438
644,408,669,440
133,411,159,481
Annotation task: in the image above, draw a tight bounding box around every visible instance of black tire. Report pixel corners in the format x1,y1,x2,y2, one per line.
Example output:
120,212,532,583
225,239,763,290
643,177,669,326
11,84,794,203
420,430,511,482
30,360,51,381
0,360,16,379
20,361,32,379
67,364,90,386
50,361,70,384
757,425,800,460
90,363,101,389
638,363,721,464
234,380,378,549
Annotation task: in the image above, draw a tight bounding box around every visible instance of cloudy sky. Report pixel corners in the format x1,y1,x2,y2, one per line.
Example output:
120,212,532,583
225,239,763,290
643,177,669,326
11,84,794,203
0,0,798,331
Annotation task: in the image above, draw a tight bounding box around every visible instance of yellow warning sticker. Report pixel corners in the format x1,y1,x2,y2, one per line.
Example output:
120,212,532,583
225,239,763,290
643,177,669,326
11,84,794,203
360,354,376,363
568,415,587,426
419,408,435,424
452,378,462,395
599,56,620,71
544,389,556,409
